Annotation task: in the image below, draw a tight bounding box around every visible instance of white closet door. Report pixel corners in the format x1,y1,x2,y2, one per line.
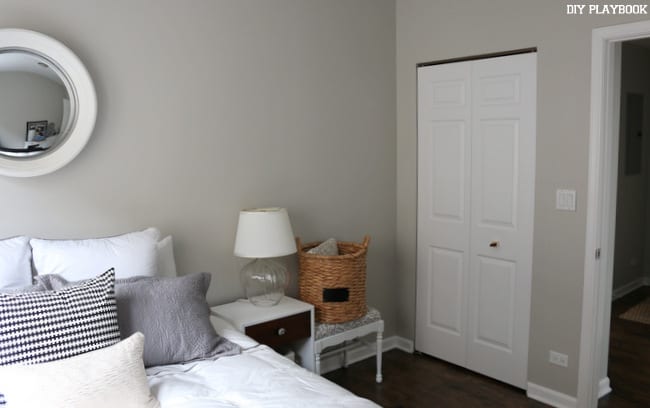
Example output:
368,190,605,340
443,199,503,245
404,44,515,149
416,52,536,389
415,61,472,366
467,53,536,389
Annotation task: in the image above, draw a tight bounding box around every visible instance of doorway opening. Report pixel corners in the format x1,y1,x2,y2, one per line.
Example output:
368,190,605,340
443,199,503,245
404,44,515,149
599,39,650,407
579,20,650,408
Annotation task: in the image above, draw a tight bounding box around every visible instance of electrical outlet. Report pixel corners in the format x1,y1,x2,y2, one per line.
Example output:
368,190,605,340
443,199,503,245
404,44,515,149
549,351,569,367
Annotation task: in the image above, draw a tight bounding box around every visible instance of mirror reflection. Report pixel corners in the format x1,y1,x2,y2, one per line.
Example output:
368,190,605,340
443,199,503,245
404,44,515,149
0,50,72,158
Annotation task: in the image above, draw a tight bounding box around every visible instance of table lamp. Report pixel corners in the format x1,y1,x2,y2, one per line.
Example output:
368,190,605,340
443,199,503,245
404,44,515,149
234,207,297,306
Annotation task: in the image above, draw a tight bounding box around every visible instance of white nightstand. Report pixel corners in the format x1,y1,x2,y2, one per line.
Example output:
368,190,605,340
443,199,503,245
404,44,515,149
211,296,315,372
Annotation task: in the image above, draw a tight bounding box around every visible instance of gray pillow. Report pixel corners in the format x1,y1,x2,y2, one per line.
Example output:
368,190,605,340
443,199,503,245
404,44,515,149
37,272,240,367
307,238,339,256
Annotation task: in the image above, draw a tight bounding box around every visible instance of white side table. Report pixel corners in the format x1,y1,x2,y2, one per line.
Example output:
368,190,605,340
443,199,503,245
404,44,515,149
314,307,384,383
211,297,315,372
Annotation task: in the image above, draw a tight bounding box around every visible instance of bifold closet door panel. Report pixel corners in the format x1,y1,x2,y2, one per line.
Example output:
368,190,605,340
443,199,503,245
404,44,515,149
415,61,472,367
467,53,536,389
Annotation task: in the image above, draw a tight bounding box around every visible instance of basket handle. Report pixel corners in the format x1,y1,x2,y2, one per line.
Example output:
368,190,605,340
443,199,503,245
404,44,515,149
295,237,302,251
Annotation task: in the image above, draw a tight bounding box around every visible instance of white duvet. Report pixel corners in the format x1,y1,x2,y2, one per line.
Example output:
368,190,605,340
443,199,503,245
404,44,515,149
146,316,379,408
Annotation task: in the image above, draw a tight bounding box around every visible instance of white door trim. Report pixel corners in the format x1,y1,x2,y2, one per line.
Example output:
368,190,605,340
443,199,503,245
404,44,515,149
578,19,650,408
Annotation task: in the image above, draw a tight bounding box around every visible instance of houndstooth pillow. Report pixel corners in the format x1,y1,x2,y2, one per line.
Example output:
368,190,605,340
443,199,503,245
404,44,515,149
0,268,120,366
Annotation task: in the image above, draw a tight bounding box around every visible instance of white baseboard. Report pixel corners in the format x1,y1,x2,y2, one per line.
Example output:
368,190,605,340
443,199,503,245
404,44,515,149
319,335,414,374
612,277,650,301
527,382,577,408
394,336,415,353
598,376,611,398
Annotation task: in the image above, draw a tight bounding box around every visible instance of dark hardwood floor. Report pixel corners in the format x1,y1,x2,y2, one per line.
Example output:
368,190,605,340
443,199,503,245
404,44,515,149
328,288,650,407
598,286,650,407
326,350,549,407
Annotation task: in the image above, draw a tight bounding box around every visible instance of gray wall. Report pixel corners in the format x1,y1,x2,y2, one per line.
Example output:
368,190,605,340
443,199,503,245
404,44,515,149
396,0,648,397
0,72,65,148
0,0,397,334
614,43,650,291
6,0,648,399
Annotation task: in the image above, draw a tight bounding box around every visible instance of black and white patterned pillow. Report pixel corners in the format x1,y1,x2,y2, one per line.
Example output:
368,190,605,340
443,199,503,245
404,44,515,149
0,268,120,366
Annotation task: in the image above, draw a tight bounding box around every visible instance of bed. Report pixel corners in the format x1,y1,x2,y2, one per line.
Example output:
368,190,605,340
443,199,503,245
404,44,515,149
0,229,379,407
147,316,378,407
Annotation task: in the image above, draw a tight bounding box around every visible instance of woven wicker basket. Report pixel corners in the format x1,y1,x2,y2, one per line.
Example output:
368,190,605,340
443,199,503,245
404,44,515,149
297,236,369,323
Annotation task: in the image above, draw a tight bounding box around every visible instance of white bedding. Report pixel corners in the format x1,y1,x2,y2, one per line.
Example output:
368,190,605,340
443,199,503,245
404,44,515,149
146,316,379,408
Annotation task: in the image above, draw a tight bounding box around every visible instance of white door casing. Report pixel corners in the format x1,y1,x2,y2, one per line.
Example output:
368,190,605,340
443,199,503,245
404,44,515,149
416,52,536,389
579,20,650,408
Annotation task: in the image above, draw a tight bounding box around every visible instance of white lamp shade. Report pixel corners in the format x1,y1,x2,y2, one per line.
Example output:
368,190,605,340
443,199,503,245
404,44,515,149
234,207,297,258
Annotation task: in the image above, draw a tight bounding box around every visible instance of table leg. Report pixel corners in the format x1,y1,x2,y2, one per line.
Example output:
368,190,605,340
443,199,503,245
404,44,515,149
376,330,383,383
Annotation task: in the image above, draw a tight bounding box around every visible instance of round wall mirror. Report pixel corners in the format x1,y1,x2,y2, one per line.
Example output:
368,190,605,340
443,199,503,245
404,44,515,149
0,29,96,177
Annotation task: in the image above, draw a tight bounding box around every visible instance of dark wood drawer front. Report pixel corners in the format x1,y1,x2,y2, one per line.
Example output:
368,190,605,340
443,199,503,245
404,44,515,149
245,311,310,348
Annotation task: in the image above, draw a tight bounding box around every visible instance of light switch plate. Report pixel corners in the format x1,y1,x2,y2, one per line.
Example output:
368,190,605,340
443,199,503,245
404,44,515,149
556,189,576,211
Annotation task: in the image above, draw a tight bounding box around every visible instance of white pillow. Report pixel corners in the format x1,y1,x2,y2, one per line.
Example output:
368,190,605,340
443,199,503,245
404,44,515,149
157,235,177,277
31,228,161,280
0,236,32,289
0,332,159,408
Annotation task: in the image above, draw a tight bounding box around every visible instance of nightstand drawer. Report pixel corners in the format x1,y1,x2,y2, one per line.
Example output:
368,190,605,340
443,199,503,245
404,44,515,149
245,311,311,348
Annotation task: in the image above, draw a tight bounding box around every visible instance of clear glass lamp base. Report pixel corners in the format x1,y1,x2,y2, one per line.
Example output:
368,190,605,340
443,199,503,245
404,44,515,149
240,258,288,307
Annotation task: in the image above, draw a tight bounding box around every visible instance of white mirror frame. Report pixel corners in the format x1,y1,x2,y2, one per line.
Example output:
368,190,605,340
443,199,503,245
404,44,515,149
0,29,96,177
